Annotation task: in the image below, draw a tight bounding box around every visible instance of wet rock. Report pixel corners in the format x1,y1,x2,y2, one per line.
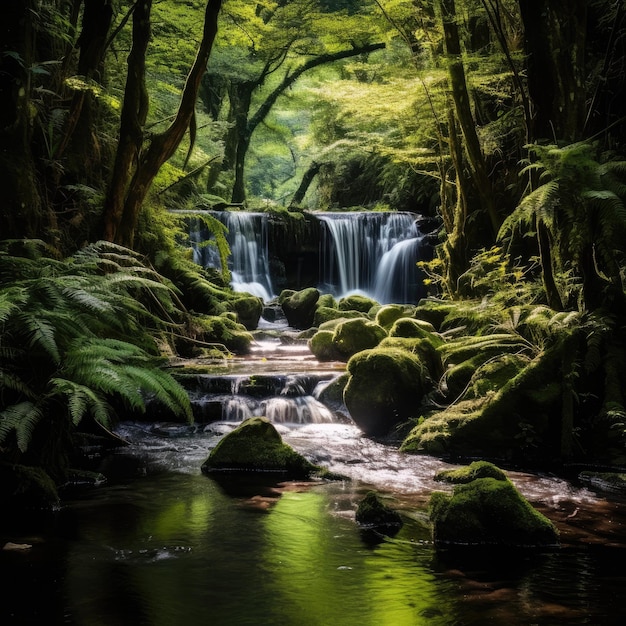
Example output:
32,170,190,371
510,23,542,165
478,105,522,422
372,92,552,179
332,318,387,359
579,471,626,494
356,490,403,537
338,294,378,313
344,347,426,437
201,416,318,477
281,287,320,329
429,464,559,548
434,460,508,483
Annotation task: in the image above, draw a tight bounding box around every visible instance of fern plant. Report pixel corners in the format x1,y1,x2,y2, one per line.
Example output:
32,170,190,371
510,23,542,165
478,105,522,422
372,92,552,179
0,240,192,484
499,141,626,312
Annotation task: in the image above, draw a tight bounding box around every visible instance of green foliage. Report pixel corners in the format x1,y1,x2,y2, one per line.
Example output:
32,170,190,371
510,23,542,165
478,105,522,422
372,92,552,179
499,142,626,310
0,240,192,482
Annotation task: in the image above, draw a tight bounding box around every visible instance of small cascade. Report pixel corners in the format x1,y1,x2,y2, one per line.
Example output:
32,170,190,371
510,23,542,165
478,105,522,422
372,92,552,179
190,211,274,301
180,372,341,426
317,212,425,304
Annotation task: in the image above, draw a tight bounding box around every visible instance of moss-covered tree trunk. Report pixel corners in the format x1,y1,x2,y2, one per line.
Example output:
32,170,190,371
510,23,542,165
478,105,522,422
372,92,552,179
438,0,500,237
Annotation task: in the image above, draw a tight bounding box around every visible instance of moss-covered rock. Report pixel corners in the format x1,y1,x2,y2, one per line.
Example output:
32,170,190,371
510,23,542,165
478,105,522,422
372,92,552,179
344,347,426,437
338,294,378,313
434,460,508,483
429,472,559,547
317,293,337,309
389,317,438,339
314,306,365,327
332,318,387,359
378,336,443,383
401,347,561,459
355,491,403,535
201,417,318,477
175,313,253,356
281,287,320,329
308,330,340,361
374,305,406,329
231,294,263,330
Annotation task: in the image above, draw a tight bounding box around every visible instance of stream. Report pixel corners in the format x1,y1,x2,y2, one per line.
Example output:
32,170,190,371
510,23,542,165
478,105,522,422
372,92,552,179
3,329,626,625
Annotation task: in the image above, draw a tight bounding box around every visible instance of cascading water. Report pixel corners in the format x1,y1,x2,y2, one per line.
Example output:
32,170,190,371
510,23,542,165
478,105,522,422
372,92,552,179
190,211,275,301
317,211,425,304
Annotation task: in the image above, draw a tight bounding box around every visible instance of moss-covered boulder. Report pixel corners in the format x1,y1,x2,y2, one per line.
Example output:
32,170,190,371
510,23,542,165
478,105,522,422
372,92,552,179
434,460,509,484
176,313,253,356
231,294,263,330
317,293,337,309
314,306,365,327
308,329,340,361
389,317,438,339
374,305,406,329
281,287,320,329
338,294,378,313
201,417,318,477
344,347,426,437
401,348,561,459
355,491,403,536
429,468,559,547
332,318,387,359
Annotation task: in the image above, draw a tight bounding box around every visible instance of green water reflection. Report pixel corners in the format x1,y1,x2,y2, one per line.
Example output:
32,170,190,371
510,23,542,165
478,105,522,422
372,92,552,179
63,474,457,625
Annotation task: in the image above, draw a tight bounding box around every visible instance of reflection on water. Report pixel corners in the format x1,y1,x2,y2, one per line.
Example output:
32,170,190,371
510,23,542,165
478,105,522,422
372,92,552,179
2,422,626,625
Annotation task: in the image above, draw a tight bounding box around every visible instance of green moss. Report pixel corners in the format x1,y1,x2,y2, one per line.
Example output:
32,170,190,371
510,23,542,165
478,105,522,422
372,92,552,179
402,343,564,459
378,336,443,382
231,294,263,330
374,305,406,329
389,317,439,340
201,417,317,477
317,293,337,309
282,287,320,329
314,307,365,327
434,460,508,483
429,476,559,547
308,330,340,361
345,347,426,436
338,294,378,313
332,318,387,359
355,490,403,531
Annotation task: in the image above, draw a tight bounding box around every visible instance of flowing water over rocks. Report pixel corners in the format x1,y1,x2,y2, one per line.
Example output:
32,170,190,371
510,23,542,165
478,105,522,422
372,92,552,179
4,327,626,625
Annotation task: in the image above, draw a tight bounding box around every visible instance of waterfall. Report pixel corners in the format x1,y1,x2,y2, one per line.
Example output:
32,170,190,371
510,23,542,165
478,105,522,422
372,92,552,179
185,373,339,425
317,212,425,304
190,211,275,302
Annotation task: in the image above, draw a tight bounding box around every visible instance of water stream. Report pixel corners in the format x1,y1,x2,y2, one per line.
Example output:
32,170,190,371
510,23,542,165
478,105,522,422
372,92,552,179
3,334,626,625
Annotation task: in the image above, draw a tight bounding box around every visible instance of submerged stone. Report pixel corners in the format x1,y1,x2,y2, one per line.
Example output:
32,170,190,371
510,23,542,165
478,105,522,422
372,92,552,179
429,469,559,547
355,490,403,536
201,417,318,477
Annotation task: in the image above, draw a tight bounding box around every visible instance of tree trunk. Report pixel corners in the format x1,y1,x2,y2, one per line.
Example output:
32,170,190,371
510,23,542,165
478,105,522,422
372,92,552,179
0,0,44,238
439,0,500,236
228,42,385,204
518,0,588,142
103,0,223,247
290,161,323,208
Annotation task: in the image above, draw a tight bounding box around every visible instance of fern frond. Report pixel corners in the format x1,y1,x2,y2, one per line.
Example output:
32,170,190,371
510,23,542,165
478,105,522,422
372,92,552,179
15,312,60,364
0,400,44,452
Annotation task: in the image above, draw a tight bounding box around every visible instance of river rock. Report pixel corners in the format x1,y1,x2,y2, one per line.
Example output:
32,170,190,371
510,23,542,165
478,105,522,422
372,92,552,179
201,416,318,477
344,347,426,436
429,463,559,547
332,318,387,359
281,287,320,329
355,490,403,536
